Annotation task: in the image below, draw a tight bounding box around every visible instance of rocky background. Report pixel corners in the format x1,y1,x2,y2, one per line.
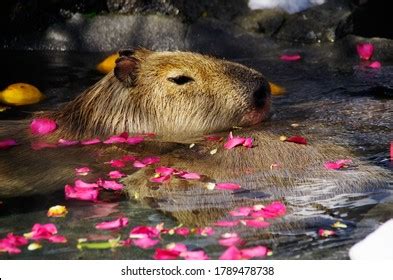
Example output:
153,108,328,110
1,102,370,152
0,0,391,58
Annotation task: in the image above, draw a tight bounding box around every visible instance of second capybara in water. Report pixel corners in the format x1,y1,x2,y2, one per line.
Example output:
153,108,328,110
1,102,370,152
0,49,390,228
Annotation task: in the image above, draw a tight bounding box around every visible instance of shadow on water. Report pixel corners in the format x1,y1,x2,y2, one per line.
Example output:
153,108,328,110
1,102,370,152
0,47,392,259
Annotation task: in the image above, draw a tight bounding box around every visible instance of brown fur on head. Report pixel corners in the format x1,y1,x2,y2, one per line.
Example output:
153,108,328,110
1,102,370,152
51,48,271,141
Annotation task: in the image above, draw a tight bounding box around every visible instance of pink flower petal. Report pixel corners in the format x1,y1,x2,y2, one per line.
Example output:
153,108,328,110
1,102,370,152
129,226,160,239
81,138,101,145
243,137,253,148
240,246,268,259
133,161,147,168
241,219,270,228
156,166,175,176
229,207,252,217
219,246,242,260
108,159,126,168
108,170,126,179
150,175,171,183
166,242,187,252
58,139,79,146
0,139,18,150
367,61,381,69
95,217,129,230
133,156,160,168
280,54,301,61
75,179,99,189
215,183,241,191
133,237,159,249
195,227,215,236
180,250,209,260
174,227,190,236
153,248,180,260
213,220,240,227
126,136,144,145
100,180,124,191
75,167,91,176
318,229,336,237
25,224,67,243
103,135,127,144
47,235,67,243
4,233,28,246
285,135,307,145
178,172,201,180
218,233,244,247
65,185,99,201
251,201,286,219
30,118,57,135
357,42,374,60
224,137,246,149
0,234,28,254
324,159,352,170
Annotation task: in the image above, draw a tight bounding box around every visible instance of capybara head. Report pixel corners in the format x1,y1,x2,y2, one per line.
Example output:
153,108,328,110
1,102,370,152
53,48,271,140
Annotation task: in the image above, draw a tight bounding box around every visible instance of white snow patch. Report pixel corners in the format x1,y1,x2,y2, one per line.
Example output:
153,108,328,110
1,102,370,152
248,0,325,14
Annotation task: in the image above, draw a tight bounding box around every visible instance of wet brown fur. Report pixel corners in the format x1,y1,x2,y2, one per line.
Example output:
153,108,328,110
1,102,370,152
48,49,270,141
0,49,391,228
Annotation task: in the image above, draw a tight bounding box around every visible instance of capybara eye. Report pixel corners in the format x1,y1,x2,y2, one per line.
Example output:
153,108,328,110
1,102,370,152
167,75,194,85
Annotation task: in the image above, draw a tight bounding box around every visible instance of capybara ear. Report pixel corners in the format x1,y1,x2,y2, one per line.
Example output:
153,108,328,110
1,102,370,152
119,47,153,60
114,56,139,86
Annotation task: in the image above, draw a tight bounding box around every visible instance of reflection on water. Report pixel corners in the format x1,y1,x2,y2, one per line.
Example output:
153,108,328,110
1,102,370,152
0,48,392,259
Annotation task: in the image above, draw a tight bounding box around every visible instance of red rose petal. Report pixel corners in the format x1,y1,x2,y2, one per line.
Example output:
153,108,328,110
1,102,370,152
153,248,181,260
285,135,307,145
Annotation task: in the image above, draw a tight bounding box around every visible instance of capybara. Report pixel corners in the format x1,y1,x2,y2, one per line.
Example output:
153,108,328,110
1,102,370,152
0,49,390,228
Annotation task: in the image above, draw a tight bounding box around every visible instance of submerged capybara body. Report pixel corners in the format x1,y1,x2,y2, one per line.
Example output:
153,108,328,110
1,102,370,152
0,49,391,228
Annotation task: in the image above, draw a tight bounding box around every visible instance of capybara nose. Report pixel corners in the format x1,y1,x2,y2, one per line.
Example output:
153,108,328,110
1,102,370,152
252,83,270,108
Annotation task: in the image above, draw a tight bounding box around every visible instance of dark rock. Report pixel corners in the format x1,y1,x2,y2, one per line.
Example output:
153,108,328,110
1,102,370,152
275,0,352,43
2,14,187,52
106,0,181,17
337,0,393,40
105,0,249,22
186,18,278,59
0,0,107,36
234,9,287,36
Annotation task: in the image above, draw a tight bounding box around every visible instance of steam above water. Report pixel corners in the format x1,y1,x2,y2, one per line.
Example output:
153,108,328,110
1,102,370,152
248,0,325,13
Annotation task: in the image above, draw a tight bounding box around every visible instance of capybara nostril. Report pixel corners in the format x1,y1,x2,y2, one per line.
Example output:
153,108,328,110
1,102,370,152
253,82,270,108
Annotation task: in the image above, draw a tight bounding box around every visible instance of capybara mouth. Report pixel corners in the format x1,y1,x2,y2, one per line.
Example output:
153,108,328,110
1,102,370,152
240,95,271,126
